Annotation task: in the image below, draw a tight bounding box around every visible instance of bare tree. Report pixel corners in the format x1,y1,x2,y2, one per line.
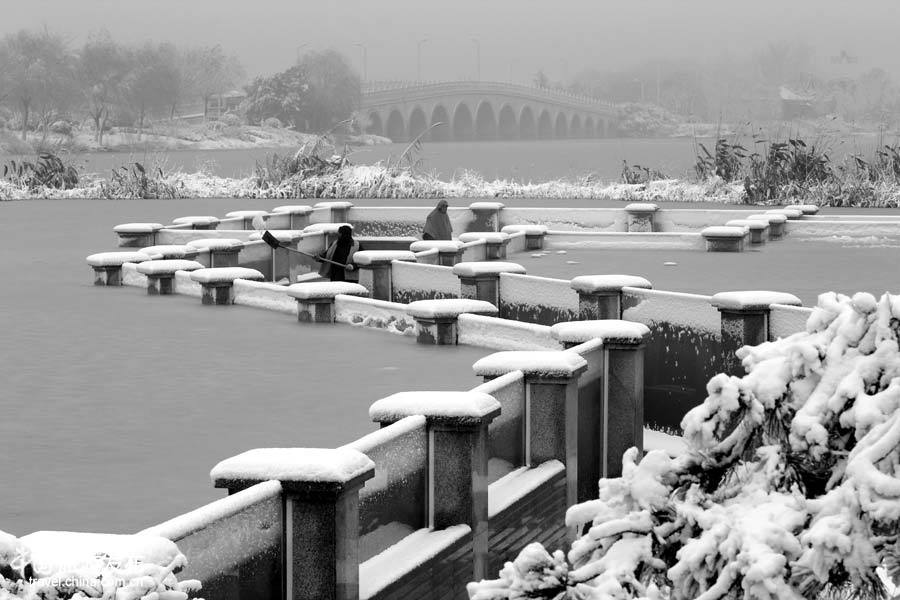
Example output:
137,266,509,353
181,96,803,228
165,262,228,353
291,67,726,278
181,45,243,119
125,42,180,137
79,30,132,145
296,49,360,132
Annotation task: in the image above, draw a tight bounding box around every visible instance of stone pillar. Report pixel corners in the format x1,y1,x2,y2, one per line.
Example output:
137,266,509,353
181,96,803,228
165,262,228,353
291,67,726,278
701,226,746,252
190,267,265,305
136,259,204,295
225,210,270,230
725,219,768,244
406,299,498,345
86,251,153,286
353,250,417,302
139,245,200,260
468,202,505,232
369,391,501,581
766,207,803,220
272,205,314,230
171,216,220,230
315,201,354,224
796,204,819,215
409,240,465,266
711,291,802,376
113,222,164,247
500,225,548,250
186,239,244,268
287,282,370,323
453,262,526,306
212,447,375,600
473,351,588,509
458,232,511,260
624,203,659,232
747,214,787,239
570,274,652,320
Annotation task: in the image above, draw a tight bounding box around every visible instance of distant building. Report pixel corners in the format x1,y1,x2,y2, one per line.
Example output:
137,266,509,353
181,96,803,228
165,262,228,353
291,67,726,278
779,86,816,119
206,90,247,118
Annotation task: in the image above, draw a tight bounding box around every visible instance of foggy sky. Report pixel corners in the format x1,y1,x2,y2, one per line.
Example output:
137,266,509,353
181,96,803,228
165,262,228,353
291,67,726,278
4,0,900,83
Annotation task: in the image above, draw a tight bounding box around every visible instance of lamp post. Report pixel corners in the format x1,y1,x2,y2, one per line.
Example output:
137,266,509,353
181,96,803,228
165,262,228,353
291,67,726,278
416,37,428,82
354,43,368,82
471,37,481,81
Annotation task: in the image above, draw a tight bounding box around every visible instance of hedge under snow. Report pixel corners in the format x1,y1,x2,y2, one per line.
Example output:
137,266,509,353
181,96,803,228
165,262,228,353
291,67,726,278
469,291,900,600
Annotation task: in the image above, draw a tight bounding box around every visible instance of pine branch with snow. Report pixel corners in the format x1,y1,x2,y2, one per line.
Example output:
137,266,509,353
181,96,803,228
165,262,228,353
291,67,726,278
469,291,900,600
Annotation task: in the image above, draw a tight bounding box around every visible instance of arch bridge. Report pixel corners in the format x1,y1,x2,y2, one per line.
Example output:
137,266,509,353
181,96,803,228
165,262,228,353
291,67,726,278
360,80,617,142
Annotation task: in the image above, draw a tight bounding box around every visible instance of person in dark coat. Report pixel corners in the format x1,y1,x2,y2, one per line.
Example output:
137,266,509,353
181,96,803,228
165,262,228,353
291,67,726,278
423,200,452,240
317,225,360,282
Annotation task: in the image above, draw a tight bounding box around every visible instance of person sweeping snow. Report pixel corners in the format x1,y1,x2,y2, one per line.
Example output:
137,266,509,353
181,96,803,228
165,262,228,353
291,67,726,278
422,200,452,240
316,225,359,282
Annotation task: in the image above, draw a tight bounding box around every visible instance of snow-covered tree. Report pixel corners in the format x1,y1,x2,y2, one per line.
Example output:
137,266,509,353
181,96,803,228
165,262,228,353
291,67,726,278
469,291,900,600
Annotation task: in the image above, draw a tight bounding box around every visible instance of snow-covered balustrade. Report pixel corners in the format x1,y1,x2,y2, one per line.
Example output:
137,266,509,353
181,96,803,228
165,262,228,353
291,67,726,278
570,274,653,320
138,480,284,598
189,267,265,305
406,299,498,345
768,302,814,341
154,227,258,246
624,202,659,232
353,250,417,301
453,261,526,306
503,230,527,254
459,238,488,262
211,447,375,600
113,222,164,247
621,286,723,431
747,213,787,238
303,222,354,248
234,239,278,281
249,230,305,282
136,259,204,295
232,279,297,314
725,218,769,244
269,205,314,230
341,416,429,563
355,236,419,252
334,294,417,336
766,207,804,220
471,371,527,483
171,215,220,230
288,230,328,282
500,207,625,232
473,351,588,507
186,238,244,268
468,201,505,232
369,391,501,580
287,282,370,323
500,224,548,251
498,272,579,325
652,208,760,232
784,218,900,239
457,314,561,351
409,240,465,266
701,225,748,252
542,230,706,251
315,200,354,223
346,206,468,238
391,261,460,303
86,251,153,286
139,244,200,260
457,231,511,260
711,290,803,375
224,209,270,230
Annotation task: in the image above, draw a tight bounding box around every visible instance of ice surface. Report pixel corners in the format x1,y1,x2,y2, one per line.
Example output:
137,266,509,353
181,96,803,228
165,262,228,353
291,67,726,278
210,447,374,484
458,232,510,243
113,222,164,233
452,261,526,277
701,225,746,238
550,320,651,344
570,274,652,293
136,260,204,275
189,267,264,283
473,351,587,378
353,250,417,265
185,238,243,251
369,391,500,423
287,281,369,300
86,252,151,267
406,299,498,319
711,290,803,311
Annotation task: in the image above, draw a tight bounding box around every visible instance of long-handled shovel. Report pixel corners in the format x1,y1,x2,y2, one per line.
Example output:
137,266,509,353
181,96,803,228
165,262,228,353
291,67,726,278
260,230,349,269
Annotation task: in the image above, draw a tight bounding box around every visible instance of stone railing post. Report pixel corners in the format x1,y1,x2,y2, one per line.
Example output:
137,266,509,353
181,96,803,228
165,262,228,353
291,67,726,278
473,351,588,509
369,391,501,582
86,252,153,286
171,216,220,230
409,240,465,266
353,250,417,301
272,205,314,230
725,219,768,244
624,203,658,232
500,225,548,250
186,239,245,268
453,261,526,306
137,260,204,295
211,447,375,600
406,299,498,344
190,267,265,305
287,282,370,323
225,210,270,230
458,232,511,259
113,222,164,247
315,201,354,224
468,202,505,232
701,226,747,252
570,274,652,320
711,291,802,375
747,214,787,239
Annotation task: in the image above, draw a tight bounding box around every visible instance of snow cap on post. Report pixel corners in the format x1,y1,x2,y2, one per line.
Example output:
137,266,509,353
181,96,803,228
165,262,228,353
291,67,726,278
189,267,264,284
500,224,548,234
409,240,463,253
452,261,526,277
86,251,153,267
748,213,788,224
186,238,244,251
113,222,164,234
457,232,510,244
711,290,803,312
139,244,200,259
551,319,651,345
313,201,354,210
570,274,652,294
272,205,314,215
406,299,498,319
369,391,501,427
795,204,819,215
473,351,588,380
136,259,204,275
211,447,375,493
468,202,505,211
287,281,369,300
172,215,219,228
353,250,417,266
302,222,353,234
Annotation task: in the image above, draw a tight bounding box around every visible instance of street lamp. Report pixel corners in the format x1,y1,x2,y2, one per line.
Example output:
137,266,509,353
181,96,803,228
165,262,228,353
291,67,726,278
471,37,481,81
354,43,368,82
416,37,428,82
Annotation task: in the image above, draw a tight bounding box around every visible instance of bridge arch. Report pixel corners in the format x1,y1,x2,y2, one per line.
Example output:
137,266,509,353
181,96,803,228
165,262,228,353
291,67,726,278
475,101,498,141
408,106,428,141
537,109,553,139
570,115,582,139
366,112,384,137
452,102,474,141
584,116,596,138
430,105,451,141
386,109,405,142
554,113,568,138
498,104,517,140
519,106,536,139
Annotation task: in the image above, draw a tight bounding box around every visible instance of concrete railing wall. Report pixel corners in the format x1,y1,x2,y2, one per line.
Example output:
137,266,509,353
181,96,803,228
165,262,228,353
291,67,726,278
497,273,578,323
391,262,460,304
